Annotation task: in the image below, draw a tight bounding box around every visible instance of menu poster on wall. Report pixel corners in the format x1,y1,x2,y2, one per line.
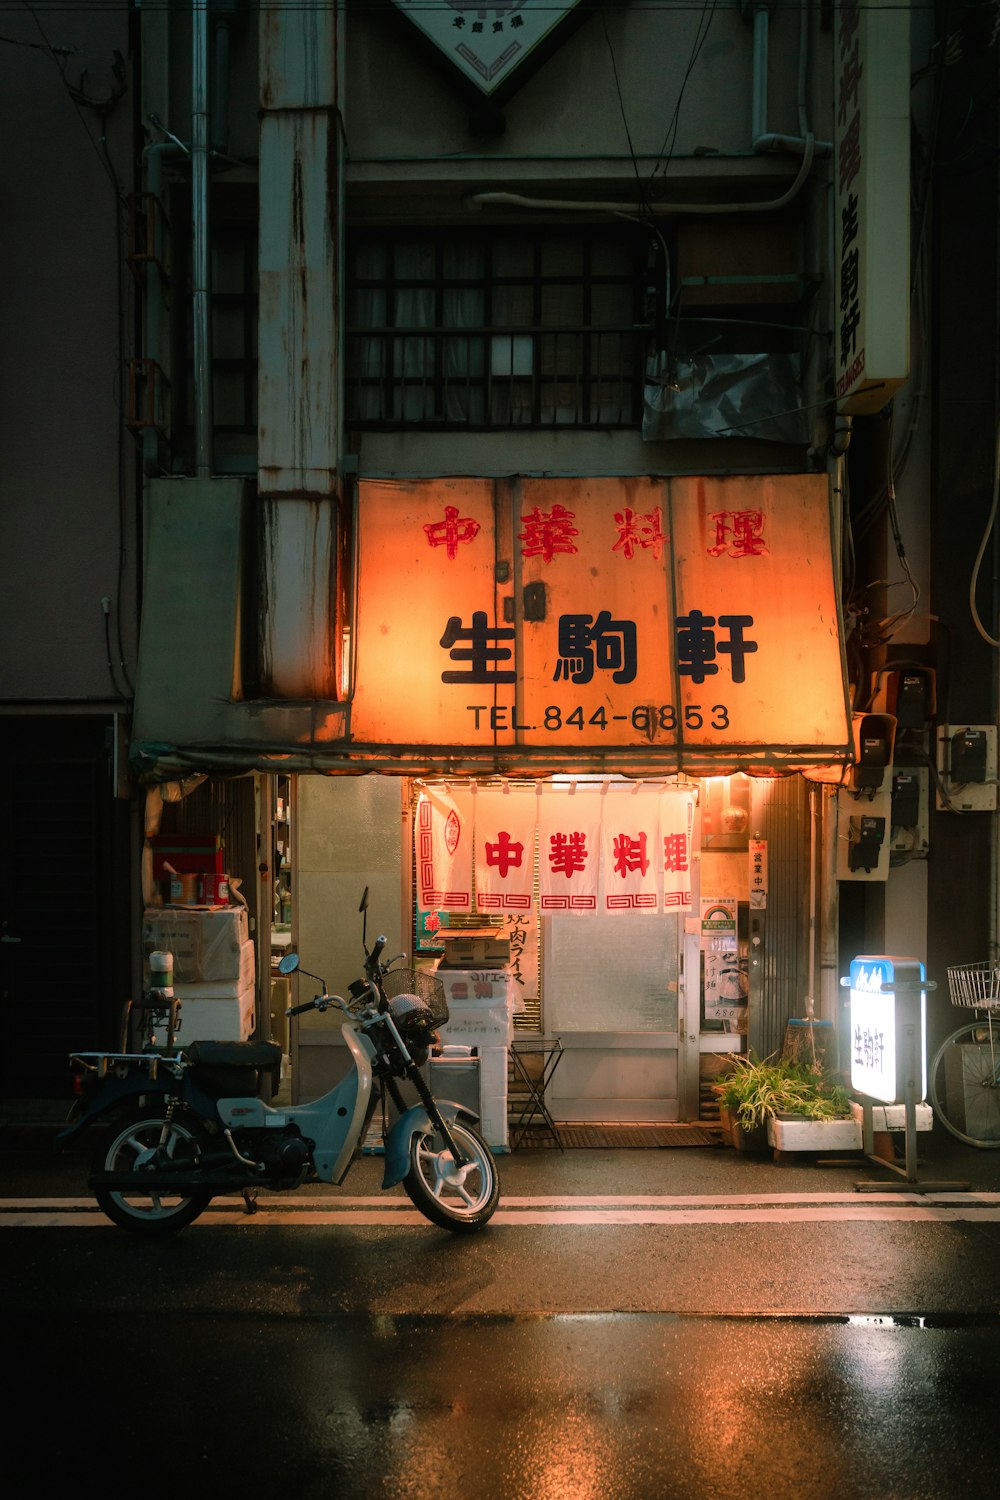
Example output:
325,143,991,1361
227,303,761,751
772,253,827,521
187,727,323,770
702,897,744,1025
503,909,537,1010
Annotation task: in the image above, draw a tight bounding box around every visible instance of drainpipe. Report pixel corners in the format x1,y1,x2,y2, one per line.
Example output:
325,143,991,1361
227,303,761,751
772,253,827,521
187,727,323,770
192,0,213,477
212,6,232,156
141,139,184,476
746,0,830,157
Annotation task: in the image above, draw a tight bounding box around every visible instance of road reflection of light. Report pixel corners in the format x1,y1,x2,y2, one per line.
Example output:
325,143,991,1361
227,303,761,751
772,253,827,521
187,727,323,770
843,1314,927,1395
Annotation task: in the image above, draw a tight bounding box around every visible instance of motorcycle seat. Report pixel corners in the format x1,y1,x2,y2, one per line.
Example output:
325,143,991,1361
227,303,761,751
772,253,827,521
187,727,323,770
184,1040,284,1100
185,1040,283,1071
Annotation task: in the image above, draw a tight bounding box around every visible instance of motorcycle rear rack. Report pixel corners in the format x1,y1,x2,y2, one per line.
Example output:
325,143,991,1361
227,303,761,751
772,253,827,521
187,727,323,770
70,1050,187,1083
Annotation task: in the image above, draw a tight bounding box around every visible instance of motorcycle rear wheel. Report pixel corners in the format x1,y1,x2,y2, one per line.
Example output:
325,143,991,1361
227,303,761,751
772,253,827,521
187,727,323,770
93,1105,212,1235
403,1119,499,1232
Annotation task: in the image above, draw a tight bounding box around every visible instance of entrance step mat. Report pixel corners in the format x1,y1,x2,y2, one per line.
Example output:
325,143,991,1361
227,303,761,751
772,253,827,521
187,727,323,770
514,1123,723,1149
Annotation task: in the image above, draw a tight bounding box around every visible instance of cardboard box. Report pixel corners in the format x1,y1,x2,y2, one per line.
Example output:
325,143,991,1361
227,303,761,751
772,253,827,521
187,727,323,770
175,982,255,1043
142,906,249,984
172,940,255,1002
440,930,510,967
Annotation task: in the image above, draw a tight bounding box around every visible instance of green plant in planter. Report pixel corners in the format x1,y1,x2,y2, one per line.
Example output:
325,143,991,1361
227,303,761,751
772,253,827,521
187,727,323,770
713,1053,852,1133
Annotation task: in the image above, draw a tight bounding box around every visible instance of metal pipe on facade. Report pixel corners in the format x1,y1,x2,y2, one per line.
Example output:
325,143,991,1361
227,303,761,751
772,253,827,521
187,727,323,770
805,783,818,1019
192,0,213,476
749,4,770,145
467,2,826,221
141,140,183,475
749,0,830,157
466,140,816,217
212,10,231,156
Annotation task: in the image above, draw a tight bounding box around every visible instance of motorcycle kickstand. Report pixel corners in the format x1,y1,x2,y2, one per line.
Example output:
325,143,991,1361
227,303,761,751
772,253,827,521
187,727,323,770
241,1187,259,1216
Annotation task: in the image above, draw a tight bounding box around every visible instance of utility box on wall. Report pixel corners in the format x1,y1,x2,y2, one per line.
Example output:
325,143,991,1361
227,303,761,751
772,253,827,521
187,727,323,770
836,782,892,881
935,725,998,811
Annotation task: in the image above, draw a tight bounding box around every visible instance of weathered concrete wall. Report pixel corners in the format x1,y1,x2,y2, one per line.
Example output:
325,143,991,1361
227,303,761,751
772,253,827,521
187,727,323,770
345,6,826,174
0,12,136,702
292,774,405,1097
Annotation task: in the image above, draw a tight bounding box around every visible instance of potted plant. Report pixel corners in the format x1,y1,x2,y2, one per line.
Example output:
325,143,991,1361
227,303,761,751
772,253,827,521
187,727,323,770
713,1053,853,1153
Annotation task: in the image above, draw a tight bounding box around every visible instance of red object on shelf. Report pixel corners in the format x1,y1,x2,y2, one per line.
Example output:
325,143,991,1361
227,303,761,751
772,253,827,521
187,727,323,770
151,834,224,878
200,873,230,905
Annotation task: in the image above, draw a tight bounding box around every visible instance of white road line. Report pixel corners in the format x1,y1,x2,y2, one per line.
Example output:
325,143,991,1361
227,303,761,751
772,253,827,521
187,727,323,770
3,1191,1000,1210
2,1195,1000,1227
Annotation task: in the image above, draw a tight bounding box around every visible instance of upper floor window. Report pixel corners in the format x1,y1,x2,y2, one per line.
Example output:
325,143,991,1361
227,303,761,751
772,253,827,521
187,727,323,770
345,228,650,430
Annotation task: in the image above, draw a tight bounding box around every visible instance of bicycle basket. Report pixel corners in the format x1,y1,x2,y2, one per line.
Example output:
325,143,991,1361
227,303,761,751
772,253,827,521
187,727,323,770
946,961,1000,1009
381,967,449,1029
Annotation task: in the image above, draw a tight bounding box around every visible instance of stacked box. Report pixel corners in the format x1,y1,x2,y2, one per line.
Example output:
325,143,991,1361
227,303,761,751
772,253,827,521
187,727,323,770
142,907,255,1045
176,983,255,1044
142,906,249,984
476,1045,509,1150
172,938,255,1000
440,930,510,967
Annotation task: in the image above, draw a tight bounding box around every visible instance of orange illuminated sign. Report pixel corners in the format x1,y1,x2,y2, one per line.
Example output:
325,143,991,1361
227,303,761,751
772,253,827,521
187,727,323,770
349,476,851,772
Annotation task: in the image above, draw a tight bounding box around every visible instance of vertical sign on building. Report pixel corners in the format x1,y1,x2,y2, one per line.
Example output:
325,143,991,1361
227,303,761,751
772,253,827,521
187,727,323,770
834,0,910,414
748,838,768,909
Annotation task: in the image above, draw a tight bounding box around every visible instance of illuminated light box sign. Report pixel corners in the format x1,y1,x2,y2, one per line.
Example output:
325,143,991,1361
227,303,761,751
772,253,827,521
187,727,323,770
350,475,851,772
848,955,928,1105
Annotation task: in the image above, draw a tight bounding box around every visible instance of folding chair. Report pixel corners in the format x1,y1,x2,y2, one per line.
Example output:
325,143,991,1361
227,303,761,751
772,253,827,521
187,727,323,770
507,1037,564,1150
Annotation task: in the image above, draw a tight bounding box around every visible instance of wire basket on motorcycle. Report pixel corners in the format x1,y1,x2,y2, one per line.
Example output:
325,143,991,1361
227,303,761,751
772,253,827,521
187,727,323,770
381,967,450,1029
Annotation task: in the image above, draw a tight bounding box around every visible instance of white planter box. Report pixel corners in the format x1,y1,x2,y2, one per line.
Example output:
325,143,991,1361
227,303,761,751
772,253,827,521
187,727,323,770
768,1102,933,1153
767,1116,861,1152
850,1101,933,1132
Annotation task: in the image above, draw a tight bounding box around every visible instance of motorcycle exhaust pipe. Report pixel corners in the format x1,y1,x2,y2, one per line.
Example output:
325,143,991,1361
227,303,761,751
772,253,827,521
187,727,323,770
90,1169,265,1191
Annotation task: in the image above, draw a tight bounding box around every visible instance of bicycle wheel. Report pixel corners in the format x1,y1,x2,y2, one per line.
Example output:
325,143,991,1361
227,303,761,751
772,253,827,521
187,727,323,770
928,1017,1000,1148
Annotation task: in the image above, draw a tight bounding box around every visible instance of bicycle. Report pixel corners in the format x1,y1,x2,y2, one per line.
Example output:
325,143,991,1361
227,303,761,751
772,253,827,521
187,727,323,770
927,961,1000,1148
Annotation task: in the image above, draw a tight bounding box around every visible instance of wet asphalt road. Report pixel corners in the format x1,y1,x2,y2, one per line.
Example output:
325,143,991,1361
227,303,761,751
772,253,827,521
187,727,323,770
3,1133,1000,1498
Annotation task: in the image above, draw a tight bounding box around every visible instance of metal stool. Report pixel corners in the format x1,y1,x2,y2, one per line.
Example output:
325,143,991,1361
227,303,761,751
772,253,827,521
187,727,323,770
508,1037,564,1150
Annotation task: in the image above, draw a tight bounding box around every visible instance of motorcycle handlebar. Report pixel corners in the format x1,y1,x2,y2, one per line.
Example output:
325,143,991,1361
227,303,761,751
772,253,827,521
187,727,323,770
369,934,387,967
286,993,348,1018
286,999,318,1017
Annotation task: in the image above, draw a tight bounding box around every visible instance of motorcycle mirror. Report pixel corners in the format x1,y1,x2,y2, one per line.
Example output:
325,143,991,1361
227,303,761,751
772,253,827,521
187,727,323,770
277,953,299,975
359,886,369,913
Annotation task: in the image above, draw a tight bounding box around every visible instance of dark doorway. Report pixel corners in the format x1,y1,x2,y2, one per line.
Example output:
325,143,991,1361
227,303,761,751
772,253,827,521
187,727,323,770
0,717,131,1098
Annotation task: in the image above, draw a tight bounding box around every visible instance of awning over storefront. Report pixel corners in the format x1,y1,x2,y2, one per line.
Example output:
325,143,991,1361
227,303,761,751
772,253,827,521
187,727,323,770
348,474,851,776
131,473,851,781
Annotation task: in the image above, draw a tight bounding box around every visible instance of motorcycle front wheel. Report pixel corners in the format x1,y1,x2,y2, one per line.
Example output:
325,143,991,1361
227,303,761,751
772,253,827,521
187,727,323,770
93,1105,212,1235
403,1118,500,1232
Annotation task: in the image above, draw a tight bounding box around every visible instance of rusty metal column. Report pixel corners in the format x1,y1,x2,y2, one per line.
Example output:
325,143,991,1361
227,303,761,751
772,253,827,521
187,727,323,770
258,0,343,697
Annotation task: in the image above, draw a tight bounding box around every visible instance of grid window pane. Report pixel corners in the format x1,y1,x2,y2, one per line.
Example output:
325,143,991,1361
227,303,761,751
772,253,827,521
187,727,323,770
346,228,644,429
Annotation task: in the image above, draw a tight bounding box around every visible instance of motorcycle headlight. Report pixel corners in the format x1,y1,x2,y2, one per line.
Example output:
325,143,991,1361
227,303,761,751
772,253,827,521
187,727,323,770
388,993,437,1043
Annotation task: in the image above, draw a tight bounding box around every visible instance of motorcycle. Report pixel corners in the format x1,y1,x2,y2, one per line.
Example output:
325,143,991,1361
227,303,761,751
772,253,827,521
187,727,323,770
57,889,500,1236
